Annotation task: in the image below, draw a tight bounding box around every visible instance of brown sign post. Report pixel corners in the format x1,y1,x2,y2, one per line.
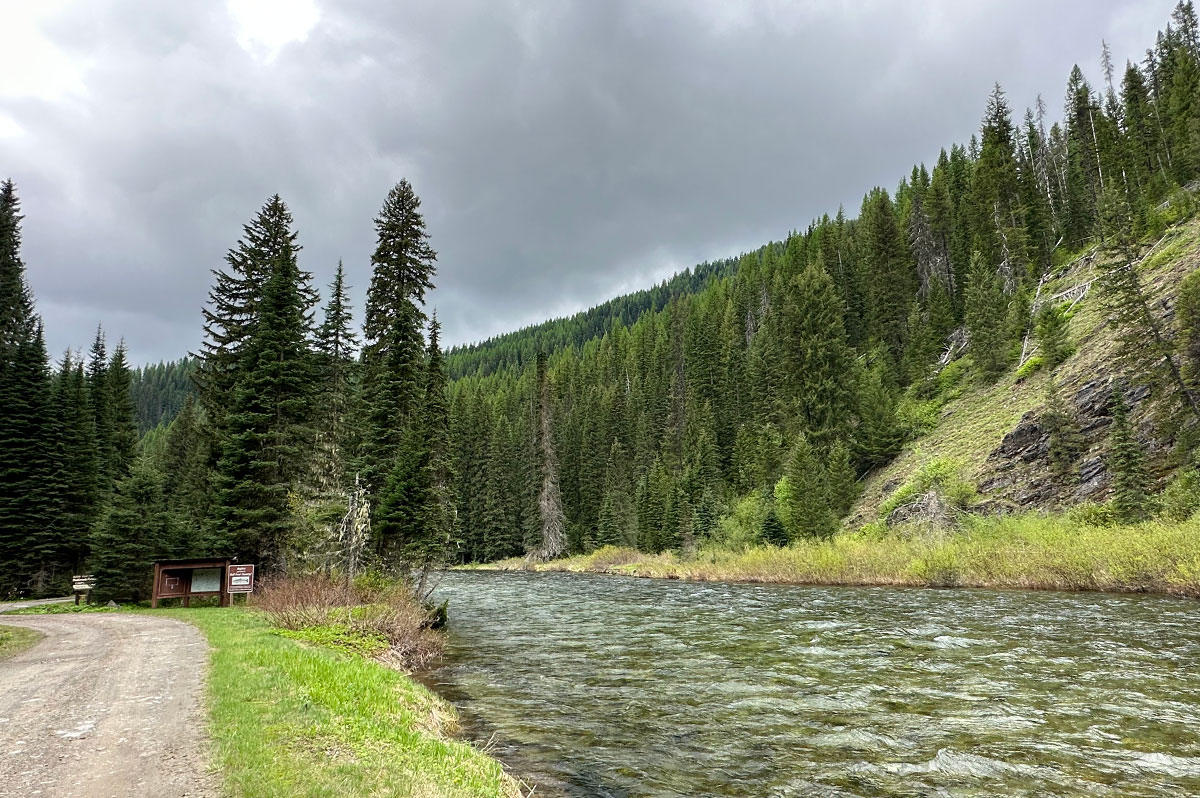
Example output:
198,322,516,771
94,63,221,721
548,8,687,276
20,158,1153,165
151,558,252,608
226,564,255,595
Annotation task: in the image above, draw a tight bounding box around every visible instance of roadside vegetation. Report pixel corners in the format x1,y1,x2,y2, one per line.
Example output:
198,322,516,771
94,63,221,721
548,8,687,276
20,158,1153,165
251,574,445,670
174,603,524,798
0,625,42,660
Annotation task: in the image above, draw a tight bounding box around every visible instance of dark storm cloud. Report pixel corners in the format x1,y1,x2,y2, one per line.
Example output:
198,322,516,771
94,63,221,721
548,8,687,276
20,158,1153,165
0,0,1172,363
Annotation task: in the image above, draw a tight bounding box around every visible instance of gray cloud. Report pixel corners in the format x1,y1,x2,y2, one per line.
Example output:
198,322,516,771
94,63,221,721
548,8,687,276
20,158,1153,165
0,0,1174,364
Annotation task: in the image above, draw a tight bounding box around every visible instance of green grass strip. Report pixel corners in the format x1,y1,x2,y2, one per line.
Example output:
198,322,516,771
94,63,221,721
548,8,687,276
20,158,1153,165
171,608,520,798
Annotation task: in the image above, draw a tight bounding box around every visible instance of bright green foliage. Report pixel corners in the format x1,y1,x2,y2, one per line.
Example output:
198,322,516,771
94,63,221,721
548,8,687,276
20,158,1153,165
965,251,1012,380
1108,385,1150,522
776,435,835,540
1034,302,1074,368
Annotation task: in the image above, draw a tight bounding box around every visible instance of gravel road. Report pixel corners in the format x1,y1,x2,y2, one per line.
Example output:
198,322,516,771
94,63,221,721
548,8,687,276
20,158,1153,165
0,605,215,797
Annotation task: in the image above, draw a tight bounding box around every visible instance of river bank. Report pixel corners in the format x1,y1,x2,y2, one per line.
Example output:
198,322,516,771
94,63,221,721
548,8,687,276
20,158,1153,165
174,608,524,798
477,514,1200,597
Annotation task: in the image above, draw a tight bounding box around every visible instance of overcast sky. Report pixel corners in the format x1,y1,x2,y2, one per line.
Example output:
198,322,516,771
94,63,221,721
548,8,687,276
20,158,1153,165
0,0,1175,364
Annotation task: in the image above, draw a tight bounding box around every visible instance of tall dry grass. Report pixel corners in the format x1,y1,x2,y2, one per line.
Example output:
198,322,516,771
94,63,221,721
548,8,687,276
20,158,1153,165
252,574,444,669
486,515,1200,597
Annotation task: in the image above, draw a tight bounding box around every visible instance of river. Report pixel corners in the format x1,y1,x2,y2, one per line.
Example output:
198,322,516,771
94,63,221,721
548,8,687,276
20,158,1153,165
430,571,1200,797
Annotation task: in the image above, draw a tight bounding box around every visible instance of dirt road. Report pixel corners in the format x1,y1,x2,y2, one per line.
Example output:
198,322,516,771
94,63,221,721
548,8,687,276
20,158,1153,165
0,607,215,797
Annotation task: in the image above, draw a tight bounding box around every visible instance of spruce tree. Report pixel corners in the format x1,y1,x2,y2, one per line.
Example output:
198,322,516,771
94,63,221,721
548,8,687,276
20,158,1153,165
361,180,437,496
854,357,904,471
965,251,1012,380
531,351,567,560
105,341,139,485
0,181,60,595
196,195,307,428
1177,268,1200,390
1043,379,1084,483
597,441,637,547
159,395,212,551
211,202,318,570
91,458,180,602
859,188,913,364
1108,384,1150,521
776,262,854,446
391,313,457,579
974,84,1028,288
825,441,859,518
776,434,835,540
760,506,788,547
51,353,99,574
86,327,115,487
313,261,360,493
1099,184,1199,417
1034,302,1074,369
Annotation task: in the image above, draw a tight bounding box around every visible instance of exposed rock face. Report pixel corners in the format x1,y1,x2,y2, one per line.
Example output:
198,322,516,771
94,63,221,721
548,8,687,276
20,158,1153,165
978,379,1158,508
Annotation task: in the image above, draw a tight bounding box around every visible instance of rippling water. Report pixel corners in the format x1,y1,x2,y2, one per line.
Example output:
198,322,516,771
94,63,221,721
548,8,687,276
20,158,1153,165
430,571,1200,797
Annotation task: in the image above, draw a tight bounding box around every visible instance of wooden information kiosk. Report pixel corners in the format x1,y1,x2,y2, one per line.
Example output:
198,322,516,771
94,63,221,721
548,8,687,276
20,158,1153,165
151,558,234,608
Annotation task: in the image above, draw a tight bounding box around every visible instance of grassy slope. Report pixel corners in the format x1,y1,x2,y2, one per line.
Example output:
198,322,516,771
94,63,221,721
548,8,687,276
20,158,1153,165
0,624,42,660
852,218,1200,523
171,608,522,798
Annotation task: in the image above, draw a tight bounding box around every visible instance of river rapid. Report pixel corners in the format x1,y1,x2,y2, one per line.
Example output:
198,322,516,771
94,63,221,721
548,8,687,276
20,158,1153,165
430,571,1200,797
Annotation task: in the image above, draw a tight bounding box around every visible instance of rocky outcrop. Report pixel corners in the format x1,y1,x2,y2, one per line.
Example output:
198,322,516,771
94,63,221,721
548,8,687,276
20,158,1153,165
978,378,1158,508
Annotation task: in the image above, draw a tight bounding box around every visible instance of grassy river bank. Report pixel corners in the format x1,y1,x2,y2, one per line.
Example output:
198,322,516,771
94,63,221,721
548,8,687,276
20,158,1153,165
173,607,523,798
479,514,1200,597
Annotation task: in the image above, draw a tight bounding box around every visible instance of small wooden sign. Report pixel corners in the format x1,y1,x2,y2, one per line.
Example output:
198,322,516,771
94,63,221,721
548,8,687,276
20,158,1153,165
72,574,96,591
227,564,256,594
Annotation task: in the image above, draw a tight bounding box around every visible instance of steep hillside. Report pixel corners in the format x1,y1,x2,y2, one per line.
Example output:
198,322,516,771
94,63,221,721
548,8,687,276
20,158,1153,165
852,217,1200,525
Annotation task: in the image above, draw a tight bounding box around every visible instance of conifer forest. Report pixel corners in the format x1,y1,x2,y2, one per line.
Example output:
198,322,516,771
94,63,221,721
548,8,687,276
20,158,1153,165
6,3,1200,600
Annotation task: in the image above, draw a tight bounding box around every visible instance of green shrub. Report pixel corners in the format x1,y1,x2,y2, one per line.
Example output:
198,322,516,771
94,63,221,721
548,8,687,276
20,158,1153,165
1015,355,1045,381
895,395,942,440
277,623,390,658
1159,468,1200,521
879,458,976,519
1067,502,1117,526
710,492,770,550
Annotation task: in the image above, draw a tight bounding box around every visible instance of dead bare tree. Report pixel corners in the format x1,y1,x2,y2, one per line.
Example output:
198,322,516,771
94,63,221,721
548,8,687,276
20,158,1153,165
529,352,566,562
337,473,372,585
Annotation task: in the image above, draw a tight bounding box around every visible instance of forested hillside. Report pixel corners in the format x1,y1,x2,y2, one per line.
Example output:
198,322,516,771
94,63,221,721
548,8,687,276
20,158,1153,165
447,3,1200,562
445,256,740,379
131,358,196,434
4,3,1200,599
